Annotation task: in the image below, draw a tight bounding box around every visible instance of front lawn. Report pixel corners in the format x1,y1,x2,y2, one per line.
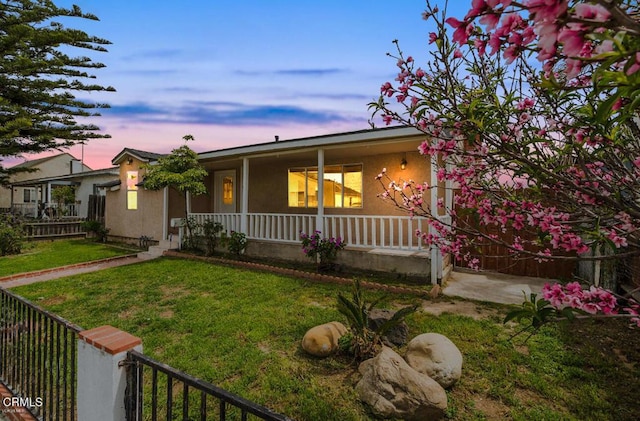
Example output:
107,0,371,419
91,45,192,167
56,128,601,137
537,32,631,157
0,239,137,277
11,257,640,420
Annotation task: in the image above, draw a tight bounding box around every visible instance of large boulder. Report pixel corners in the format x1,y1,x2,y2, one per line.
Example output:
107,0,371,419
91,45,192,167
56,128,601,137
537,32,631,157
405,333,463,389
301,321,347,357
367,308,409,347
356,347,447,420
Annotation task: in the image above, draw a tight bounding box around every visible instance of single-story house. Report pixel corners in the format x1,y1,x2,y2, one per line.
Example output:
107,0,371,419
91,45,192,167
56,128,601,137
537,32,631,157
9,167,119,219
105,127,453,283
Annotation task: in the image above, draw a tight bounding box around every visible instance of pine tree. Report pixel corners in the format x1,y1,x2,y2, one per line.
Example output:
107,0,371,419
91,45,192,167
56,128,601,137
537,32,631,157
0,0,114,184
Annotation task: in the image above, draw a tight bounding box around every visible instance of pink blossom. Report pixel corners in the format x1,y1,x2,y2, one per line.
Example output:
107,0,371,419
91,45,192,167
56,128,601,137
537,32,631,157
381,82,394,97
474,38,487,55
558,26,586,57
465,0,487,20
446,17,473,45
574,3,611,22
627,52,640,76
479,13,500,31
429,32,438,44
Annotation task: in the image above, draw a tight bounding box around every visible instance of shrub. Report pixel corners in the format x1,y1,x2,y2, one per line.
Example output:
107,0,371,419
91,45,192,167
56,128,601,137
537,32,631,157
202,219,224,256
222,231,247,257
300,230,346,271
0,214,24,256
81,220,109,242
337,279,418,362
182,216,202,251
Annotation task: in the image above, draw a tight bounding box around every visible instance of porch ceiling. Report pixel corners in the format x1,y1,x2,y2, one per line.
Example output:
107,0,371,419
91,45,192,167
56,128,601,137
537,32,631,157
199,138,424,170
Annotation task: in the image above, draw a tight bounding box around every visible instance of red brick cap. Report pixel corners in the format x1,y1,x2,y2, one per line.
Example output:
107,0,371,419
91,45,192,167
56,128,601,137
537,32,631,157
78,325,141,354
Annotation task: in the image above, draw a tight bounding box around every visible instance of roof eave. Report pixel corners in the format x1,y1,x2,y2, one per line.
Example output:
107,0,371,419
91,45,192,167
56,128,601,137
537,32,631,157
197,126,423,161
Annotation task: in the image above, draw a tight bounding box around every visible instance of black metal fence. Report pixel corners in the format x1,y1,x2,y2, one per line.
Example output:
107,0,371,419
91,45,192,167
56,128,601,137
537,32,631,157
0,288,83,420
125,350,292,421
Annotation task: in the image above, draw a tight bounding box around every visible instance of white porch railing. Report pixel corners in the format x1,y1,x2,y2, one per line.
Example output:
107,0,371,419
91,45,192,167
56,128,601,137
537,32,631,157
10,203,79,218
187,213,429,251
189,213,243,233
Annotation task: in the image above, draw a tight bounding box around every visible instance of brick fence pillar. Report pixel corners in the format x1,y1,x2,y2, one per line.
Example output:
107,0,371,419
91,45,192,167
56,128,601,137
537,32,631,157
77,325,142,421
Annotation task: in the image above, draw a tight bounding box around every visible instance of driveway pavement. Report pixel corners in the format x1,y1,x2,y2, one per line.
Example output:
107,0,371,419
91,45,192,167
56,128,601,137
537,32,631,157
442,269,552,305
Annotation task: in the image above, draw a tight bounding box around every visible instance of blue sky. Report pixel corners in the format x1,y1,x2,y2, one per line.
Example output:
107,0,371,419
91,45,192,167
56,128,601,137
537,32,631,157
30,0,468,169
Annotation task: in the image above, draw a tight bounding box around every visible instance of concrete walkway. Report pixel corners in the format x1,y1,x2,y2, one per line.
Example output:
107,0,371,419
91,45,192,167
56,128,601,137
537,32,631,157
442,269,552,305
0,255,142,289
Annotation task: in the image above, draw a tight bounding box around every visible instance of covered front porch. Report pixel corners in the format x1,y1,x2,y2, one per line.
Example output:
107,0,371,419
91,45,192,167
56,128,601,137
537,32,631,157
177,127,454,283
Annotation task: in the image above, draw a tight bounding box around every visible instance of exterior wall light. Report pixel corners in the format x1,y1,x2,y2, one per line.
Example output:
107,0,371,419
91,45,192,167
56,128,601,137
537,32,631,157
401,156,407,170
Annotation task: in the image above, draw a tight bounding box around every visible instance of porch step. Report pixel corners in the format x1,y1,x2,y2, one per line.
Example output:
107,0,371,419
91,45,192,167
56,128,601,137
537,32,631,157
158,239,179,250
137,245,169,260
368,248,429,258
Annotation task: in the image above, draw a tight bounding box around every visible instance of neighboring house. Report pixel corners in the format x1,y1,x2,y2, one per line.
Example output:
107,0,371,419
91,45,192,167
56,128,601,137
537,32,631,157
0,153,91,214
10,167,119,219
106,127,453,282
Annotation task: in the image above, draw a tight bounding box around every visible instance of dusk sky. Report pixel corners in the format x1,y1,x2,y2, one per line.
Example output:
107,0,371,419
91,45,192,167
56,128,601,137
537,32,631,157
16,0,468,170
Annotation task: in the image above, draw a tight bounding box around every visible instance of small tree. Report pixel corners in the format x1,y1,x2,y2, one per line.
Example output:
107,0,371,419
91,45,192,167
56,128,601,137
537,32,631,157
52,185,75,209
371,1,640,270
143,135,207,245
370,0,640,331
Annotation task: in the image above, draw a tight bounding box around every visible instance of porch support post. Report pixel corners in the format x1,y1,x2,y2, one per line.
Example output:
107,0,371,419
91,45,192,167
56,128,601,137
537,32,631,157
316,149,324,233
162,186,168,241
429,154,439,285
241,157,249,234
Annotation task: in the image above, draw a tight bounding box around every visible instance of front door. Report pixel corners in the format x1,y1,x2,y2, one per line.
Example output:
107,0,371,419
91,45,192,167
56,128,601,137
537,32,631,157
214,170,236,213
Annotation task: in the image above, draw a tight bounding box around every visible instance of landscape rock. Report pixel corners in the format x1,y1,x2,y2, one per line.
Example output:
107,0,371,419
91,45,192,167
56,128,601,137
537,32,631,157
405,333,463,389
356,346,447,420
367,308,409,347
301,321,347,357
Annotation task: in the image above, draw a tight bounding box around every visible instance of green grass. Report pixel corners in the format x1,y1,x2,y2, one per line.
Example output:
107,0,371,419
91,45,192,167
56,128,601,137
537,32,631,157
0,239,137,277
10,257,640,420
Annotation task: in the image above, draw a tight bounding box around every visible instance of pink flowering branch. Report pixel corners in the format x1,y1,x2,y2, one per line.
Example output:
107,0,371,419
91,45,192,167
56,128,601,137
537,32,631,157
505,281,640,339
370,1,640,276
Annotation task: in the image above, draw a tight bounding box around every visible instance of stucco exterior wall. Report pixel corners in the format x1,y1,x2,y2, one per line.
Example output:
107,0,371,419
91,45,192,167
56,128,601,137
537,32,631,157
105,159,164,242
247,150,429,216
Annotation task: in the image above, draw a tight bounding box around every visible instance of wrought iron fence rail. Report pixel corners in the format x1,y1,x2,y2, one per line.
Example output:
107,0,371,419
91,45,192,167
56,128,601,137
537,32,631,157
126,349,292,421
0,288,82,420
